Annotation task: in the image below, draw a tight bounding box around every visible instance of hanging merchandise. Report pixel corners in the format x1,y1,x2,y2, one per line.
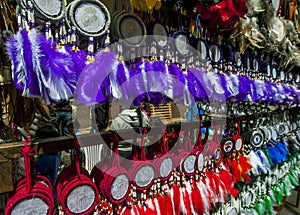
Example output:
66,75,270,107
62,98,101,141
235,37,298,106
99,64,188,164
149,131,175,181
68,0,110,38
5,28,86,105
195,0,248,29
17,0,65,22
56,139,99,215
91,133,130,204
110,11,147,47
146,13,169,50
5,137,54,215
123,129,155,192
170,1,190,57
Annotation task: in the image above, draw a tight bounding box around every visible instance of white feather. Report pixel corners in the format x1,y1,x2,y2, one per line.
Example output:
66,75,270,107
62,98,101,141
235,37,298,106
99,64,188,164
186,180,198,215
179,187,187,214
153,197,161,215
197,180,210,214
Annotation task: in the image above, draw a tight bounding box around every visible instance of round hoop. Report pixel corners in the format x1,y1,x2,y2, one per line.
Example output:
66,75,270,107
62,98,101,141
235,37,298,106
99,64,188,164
69,0,111,37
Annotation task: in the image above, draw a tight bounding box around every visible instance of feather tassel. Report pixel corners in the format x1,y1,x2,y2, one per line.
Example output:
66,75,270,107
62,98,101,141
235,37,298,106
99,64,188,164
76,51,118,105
197,180,211,213
191,179,203,215
239,155,252,182
172,184,181,215
219,169,239,197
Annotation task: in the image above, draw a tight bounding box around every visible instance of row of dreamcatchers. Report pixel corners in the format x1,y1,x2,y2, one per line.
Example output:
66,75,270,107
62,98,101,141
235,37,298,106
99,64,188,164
4,104,300,214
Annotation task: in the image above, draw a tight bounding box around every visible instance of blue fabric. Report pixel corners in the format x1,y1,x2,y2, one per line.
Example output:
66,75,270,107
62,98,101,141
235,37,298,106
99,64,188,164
56,111,72,136
35,152,61,185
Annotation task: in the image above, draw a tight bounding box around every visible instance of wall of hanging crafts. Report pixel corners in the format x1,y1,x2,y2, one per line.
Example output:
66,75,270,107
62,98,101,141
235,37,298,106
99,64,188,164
5,137,55,215
56,139,99,214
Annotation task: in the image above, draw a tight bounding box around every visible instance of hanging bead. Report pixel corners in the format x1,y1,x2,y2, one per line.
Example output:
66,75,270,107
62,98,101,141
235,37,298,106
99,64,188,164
21,9,29,31
59,19,66,45
71,27,77,51
103,30,111,51
87,37,95,63
17,8,22,29
27,0,35,29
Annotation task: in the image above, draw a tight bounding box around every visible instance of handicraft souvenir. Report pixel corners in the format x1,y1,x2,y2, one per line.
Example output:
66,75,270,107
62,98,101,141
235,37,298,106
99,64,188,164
92,133,131,204
111,11,146,47
17,0,65,22
68,0,111,37
56,140,99,215
5,138,54,215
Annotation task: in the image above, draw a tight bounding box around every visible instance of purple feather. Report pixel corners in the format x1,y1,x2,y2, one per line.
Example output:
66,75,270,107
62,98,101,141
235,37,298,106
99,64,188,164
167,63,185,98
186,69,197,99
64,45,87,80
76,51,118,105
5,35,25,91
168,63,185,84
192,68,213,99
21,30,40,96
116,62,127,85
186,68,207,100
236,75,251,102
218,73,231,100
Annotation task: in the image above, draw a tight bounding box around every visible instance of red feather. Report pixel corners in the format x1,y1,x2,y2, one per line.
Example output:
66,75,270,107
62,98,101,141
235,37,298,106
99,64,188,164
191,180,204,215
202,179,213,207
172,184,181,215
239,156,252,182
228,160,241,183
132,205,140,215
183,188,192,215
157,195,165,215
205,171,215,191
219,169,239,198
145,206,157,215
211,172,221,198
239,156,253,171
122,207,132,215
164,194,174,215
137,205,146,215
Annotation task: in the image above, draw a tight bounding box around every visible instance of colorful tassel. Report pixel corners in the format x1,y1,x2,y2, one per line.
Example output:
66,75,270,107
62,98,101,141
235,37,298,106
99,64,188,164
219,169,239,197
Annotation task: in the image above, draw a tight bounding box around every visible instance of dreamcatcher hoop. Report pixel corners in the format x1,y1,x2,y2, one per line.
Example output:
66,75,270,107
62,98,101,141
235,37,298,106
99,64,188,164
17,0,65,22
69,0,111,37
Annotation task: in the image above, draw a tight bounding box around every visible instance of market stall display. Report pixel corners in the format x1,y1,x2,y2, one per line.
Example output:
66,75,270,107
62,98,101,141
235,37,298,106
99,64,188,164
4,138,54,215
0,0,300,214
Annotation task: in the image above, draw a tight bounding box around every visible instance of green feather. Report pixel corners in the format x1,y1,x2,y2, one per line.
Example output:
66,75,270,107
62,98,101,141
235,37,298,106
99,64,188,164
272,186,283,205
288,172,298,186
263,196,273,214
